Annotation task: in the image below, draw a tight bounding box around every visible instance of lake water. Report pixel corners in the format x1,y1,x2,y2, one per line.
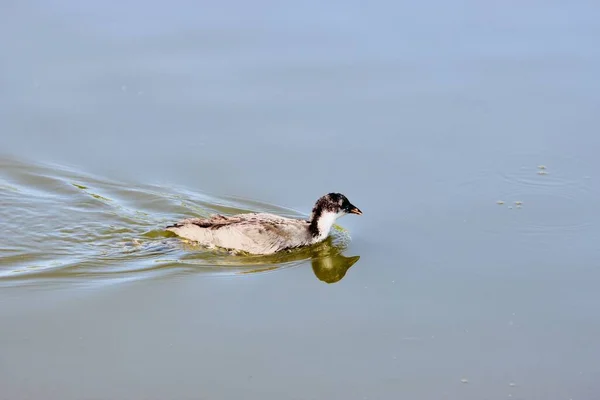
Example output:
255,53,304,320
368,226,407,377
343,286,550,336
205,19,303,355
2,1,600,399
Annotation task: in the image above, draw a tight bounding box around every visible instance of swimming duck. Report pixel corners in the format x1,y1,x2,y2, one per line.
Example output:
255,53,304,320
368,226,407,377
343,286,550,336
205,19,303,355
166,193,362,255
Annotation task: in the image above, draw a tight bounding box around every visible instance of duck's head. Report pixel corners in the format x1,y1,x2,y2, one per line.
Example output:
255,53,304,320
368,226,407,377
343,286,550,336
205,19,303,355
309,193,362,239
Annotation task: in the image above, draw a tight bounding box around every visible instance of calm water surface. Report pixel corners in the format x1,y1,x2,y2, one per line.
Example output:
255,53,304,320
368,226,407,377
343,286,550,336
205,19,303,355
2,1,600,399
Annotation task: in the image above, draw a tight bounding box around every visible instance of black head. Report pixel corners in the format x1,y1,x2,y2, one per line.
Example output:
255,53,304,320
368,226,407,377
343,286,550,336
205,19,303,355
310,193,362,220
308,193,362,238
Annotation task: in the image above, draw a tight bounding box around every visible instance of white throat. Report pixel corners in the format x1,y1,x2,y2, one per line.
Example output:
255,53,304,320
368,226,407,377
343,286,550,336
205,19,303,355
313,211,345,242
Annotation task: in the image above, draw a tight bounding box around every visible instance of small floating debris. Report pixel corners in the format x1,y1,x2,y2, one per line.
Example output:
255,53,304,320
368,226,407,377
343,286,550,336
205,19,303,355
460,378,469,384
537,170,548,175
496,200,505,205
509,382,516,387
537,165,546,170
514,201,523,206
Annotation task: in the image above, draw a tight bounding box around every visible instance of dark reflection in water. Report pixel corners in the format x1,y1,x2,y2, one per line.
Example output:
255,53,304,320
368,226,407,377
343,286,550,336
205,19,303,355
312,254,360,284
168,234,360,283
307,239,360,283
246,236,361,284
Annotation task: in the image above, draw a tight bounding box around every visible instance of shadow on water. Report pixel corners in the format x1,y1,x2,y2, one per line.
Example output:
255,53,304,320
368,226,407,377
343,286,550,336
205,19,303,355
0,157,360,287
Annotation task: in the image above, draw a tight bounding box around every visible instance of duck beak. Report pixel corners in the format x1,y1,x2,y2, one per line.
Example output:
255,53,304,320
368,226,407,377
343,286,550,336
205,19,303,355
349,205,362,215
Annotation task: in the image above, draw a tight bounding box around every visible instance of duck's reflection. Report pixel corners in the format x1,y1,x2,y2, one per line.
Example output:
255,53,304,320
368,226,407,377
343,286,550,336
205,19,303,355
311,253,360,283
306,238,360,283
174,234,361,283
250,236,360,283
242,236,360,283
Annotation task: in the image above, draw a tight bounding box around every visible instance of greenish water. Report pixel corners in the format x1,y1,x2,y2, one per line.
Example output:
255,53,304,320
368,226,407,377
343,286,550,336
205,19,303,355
2,1,600,399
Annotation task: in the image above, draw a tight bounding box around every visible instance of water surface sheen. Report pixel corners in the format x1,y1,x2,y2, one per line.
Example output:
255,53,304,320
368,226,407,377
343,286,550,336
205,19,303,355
1,1,600,399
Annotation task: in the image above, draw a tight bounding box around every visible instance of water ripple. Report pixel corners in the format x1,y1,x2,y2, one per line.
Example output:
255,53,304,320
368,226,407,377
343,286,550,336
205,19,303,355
0,158,359,287
493,153,597,235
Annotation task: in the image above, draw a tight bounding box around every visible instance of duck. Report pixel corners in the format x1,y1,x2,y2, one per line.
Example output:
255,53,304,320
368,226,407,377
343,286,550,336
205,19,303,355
166,193,362,255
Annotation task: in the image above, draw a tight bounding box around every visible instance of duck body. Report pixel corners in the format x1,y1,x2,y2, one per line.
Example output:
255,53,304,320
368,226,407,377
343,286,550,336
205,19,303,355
166,193,362,255
167,213,313,255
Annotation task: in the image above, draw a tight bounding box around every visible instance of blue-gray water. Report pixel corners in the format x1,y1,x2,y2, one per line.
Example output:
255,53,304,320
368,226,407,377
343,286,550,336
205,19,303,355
2,1,600,399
